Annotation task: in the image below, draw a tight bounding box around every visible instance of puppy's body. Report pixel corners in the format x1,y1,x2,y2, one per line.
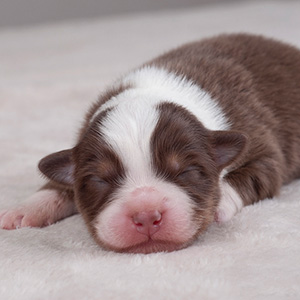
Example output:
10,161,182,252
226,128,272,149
1,34,300,253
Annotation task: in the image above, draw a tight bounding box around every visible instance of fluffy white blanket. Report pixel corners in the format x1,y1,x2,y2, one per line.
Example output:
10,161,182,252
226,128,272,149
1,1,300,299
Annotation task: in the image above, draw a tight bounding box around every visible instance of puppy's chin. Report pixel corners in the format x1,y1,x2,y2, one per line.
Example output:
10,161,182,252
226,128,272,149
91,222,206,254
99,238,194,254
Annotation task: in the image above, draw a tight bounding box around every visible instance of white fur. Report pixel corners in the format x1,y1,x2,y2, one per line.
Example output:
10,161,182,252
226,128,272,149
0,190,76,229
92,66,230,131
215,180,244,223
100,97,159,183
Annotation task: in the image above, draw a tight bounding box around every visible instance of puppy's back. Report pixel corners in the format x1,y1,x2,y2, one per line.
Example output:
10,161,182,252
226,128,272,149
148,33,300,182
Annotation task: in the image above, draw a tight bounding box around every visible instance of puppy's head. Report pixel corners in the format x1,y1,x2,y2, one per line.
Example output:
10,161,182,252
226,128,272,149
39,100,247,253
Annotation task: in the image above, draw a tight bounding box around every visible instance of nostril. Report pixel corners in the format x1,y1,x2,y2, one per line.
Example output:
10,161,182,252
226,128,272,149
134,221,143,227
132,210,162,236
153,219,161,226
152,212,162,227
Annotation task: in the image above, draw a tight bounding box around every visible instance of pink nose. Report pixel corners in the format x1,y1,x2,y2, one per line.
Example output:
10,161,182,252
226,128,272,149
132,210,162,236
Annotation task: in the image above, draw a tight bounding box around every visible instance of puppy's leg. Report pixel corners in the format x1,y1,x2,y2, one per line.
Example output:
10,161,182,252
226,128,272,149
215,180,244,223
215,155,283,222
0,182,77,229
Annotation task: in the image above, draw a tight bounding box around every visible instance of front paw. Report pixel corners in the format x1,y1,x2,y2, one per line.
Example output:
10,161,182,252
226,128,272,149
0,209,25,229
0,207,48,229
0,189,76,230
215,181,244,223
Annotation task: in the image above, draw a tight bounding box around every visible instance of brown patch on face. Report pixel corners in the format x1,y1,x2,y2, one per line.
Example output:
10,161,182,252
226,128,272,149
151,102,220,235
96,159,121,180
165,153,181,173
73,109,126,234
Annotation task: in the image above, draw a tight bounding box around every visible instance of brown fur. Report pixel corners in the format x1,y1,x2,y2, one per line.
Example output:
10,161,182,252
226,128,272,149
152,102,220,233
147,33,300,206
73,120,125,236
37,33,300,248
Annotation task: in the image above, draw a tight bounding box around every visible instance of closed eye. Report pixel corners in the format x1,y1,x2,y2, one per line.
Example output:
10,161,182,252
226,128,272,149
89,175,110,186
178,166,199,175
176,166,204,181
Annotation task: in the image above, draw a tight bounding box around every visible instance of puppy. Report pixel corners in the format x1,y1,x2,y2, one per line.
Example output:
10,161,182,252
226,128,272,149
1,33,300,254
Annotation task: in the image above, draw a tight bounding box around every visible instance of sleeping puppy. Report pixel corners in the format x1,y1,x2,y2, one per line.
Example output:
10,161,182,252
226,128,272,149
1,33,300,254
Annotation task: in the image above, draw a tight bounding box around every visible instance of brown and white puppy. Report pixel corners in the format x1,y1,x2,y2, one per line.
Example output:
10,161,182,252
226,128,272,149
1,33,300,254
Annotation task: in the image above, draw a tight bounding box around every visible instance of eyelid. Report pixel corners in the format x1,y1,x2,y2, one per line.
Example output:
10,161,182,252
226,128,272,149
89,175,109,184
179,166,199,174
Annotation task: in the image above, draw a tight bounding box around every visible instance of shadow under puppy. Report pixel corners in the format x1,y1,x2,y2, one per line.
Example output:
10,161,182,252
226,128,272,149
1,33,300,254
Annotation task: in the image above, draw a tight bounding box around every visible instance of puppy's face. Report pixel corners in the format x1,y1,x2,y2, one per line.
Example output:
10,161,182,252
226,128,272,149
39,101,246,253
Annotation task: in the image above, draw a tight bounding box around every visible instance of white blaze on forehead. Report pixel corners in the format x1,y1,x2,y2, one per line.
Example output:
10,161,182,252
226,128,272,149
100,97,159,183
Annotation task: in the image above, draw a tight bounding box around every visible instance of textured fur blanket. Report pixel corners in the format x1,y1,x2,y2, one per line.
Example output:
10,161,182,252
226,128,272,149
1,1,300,299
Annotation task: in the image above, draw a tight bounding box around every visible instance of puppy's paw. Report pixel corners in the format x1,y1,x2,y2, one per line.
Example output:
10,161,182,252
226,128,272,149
0,209,25,229
0,189,76,230
215,181,244,223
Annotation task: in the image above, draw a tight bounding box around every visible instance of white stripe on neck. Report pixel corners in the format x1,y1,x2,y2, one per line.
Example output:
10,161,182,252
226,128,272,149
92,66,230,131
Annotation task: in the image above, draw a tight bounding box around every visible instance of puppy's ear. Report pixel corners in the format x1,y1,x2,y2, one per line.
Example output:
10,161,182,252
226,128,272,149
38,149,74,186
211,131,248,170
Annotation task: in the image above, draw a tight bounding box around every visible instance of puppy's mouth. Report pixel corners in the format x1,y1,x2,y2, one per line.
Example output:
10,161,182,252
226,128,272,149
115,238,190,254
